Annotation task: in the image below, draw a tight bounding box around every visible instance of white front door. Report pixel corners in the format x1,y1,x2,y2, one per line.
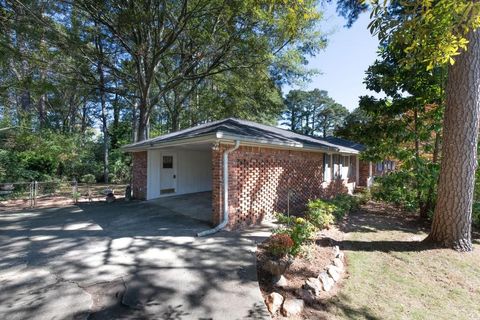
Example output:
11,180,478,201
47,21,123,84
160,153,177,195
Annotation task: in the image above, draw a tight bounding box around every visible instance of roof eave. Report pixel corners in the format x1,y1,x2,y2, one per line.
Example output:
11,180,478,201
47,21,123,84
122,133,218,152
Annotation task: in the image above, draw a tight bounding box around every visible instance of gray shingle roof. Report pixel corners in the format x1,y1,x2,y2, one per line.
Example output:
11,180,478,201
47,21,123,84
123,118,361,154
320,136,365,152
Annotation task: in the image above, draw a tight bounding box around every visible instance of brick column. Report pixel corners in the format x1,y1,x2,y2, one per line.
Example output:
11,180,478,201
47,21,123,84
132,151,147,200
211,144,224,225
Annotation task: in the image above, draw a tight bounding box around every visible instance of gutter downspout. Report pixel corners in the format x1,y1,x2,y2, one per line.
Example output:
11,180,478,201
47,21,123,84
197,140,240,237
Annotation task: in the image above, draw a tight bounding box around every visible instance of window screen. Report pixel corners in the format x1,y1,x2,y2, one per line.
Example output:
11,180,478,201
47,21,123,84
163,156,173,168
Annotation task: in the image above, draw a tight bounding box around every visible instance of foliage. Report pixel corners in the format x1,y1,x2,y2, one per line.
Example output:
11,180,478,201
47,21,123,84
283,89,349,137
370,0,480,70
472,203,480,228
305,199,336,229
306,194,359,228
330,194,360,219
0,0,327,184
275,194,359,255
81,174,96,185
274,214,316,256
266,234,294,258
356,188,372,205
0,129,105,182
335,20,445,218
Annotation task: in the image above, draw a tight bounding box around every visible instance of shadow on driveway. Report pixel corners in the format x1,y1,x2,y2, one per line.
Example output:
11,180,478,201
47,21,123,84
0,200,270,320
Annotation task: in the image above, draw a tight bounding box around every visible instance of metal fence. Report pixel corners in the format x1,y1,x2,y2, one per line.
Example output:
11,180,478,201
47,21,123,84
0,181,128,210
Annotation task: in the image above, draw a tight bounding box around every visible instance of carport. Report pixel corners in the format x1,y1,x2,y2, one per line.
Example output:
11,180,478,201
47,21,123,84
143,142,214,223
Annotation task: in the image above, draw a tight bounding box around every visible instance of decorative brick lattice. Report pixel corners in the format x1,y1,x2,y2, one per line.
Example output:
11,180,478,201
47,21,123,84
212,145,350,230
132,151,147,200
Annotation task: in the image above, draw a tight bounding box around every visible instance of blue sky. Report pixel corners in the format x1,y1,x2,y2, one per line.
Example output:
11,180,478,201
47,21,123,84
285,3,381,111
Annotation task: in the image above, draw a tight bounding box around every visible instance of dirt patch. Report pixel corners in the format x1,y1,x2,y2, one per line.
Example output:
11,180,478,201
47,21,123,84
257,226,345,319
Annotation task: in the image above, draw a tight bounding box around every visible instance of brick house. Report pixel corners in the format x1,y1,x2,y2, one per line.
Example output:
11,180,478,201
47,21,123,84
123,118,373,230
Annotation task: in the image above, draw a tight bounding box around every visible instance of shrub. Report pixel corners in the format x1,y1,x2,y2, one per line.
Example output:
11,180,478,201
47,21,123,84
274,214,316,256
267,234,294,258
306,199,336,229
357,189,372,205
473,202,480,228
330,194,359,220
81,174,96,184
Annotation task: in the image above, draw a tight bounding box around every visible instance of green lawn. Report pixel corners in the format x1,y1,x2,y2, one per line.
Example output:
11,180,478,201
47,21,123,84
325,203,480,320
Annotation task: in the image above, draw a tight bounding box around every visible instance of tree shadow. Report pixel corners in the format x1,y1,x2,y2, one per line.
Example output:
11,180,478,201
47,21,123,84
0,200,270,319
320,293,382,320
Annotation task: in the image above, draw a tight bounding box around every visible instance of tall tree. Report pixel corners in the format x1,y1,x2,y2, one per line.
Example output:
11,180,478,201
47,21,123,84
283,89,348,137
75,0,323,141
368,0,480,251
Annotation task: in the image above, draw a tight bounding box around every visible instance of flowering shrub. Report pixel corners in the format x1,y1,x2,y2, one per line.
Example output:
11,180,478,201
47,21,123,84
274,213,316,256
267,233,294,258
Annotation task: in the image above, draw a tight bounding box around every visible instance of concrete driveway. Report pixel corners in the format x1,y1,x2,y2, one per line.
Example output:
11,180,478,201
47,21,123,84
0,199,270,320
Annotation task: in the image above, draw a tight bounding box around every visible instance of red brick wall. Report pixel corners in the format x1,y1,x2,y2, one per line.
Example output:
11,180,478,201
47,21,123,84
212,144,350,229
132,151,147,200
358,160,370,187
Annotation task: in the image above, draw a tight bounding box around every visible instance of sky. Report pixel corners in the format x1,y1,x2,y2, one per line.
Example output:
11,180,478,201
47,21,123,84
285,3,381,111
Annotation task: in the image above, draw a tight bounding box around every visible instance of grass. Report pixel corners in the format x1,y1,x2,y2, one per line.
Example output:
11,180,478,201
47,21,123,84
324,202,480,320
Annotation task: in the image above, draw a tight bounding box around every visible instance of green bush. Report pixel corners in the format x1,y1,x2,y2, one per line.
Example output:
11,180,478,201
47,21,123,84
305,199,336,229
330,194,360,220
81,174,96,184
357,189,372,205
305,194,358,227
473,203,480,228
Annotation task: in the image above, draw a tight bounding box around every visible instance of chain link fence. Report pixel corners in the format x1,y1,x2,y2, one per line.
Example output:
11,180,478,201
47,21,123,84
0,181,129,211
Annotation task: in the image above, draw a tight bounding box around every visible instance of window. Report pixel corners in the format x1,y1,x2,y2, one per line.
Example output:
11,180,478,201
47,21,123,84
324,154,331,181
163,156,173,169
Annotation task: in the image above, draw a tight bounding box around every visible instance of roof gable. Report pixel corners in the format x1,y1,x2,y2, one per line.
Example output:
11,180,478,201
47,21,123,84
123,118,362,154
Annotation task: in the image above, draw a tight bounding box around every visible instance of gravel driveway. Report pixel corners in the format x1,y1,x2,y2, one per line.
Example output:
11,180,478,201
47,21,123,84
0,200,270,320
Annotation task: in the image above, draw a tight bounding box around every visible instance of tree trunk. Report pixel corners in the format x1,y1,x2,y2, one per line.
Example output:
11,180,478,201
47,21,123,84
426,28,480,251
81,98,88,134
38,94,47,128
137,104,148,142
95,31,109,183
99,69,109,184
421,131,441,218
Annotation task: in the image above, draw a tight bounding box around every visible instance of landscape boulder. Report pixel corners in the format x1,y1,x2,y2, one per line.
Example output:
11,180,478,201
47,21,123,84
273,275,288,288
327,265,342,282
265,292,284,314
304,277,322,296
333,258,344,270
319,271,334,292
281,298,304,317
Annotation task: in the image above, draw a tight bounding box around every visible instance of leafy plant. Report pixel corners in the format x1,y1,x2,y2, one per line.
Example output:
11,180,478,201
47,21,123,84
267,234,294,258
305,199,336,229
330,194,360,220
81,174,96,185
473,203,480,228
72,191,81,204
274,214,316,256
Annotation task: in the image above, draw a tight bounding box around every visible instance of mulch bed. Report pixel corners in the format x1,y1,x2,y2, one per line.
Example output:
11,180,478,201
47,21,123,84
256,225,346,319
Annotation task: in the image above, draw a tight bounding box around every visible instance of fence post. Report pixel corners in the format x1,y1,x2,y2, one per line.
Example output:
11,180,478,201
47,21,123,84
72,179,78,204
29,182,33,208
34,181,38,207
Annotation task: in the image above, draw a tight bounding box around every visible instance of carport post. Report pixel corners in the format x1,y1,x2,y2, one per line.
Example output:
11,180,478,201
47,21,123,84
34,181,37,207
29,182,33,208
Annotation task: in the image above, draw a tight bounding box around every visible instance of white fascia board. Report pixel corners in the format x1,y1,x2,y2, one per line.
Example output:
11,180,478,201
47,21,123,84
216,131,342,153
122,133,218,152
